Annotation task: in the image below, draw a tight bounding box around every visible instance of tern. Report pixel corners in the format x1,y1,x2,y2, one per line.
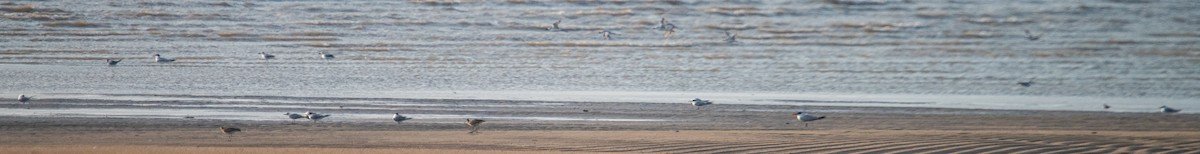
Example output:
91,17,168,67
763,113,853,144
598,30,617,40
17,94,31,103
259,52,275,60
1160,106,1181,113
794,112,826,127
153,54,175,62
319,52,335,59
106,59,122,65
1024,29,1042,41
691,98,713,110
284,112,304,122
305,112,331,123
393,113,413,124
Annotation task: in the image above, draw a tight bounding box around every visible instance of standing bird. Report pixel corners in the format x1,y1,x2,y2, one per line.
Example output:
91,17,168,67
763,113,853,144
547,19,562,31
794,112,826,127
259,52,275,60
153,54,175,62
653,17,680,38
1160,106,1181,113
284,112,304,122
1017,78,1035,87
598,30,617,40
653,17,670,30
723,31,738,44
219,127,241,137
691,98,713,110
106,59,122,66
17,94,31,103
1024,29,1042,41
465,118,486,134
1103,104,1111,109
319,52,335,59
305,112,331,123
393,113,413,124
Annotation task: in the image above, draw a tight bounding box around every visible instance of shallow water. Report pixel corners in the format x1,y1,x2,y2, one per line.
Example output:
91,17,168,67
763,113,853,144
1,0,1197,113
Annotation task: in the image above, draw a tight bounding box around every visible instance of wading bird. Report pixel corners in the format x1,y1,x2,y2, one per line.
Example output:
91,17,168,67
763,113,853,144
219,127,241,137
547,19,562,31
465,118,486,134
653,17,671,30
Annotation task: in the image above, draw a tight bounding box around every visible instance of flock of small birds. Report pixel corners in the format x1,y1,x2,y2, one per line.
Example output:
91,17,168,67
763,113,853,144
10,92,1186,138
547,17,734,43
11,23,1188,140
693,98,825,127
1012,30,1163,112
97,17,739,66
99,22,1051,69
100,50,331,66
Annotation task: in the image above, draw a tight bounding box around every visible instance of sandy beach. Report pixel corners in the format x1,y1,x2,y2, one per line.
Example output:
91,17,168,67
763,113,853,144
3,130,1200,154
3,97,1200,153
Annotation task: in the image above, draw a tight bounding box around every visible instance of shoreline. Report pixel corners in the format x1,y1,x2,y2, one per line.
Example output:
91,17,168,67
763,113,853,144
4,93,1199,153
6,91,1195,114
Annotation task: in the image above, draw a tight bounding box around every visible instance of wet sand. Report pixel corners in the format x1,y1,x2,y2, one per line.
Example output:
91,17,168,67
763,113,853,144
3,129,1199,153
3,98,1200,153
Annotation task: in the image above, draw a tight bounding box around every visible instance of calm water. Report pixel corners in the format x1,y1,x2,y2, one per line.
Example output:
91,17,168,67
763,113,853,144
1,0,1197,112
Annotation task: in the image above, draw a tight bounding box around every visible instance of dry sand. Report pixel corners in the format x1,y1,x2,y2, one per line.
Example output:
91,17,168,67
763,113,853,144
2,130,1199,154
